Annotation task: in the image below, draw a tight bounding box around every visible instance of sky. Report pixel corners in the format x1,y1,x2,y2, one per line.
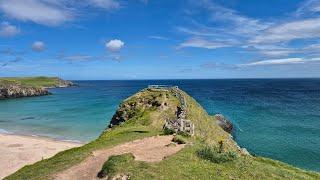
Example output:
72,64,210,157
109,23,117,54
1,0,320,80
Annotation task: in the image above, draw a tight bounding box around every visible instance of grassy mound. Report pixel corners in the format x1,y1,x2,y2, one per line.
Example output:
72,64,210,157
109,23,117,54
5,88,320,180
0,76,71,88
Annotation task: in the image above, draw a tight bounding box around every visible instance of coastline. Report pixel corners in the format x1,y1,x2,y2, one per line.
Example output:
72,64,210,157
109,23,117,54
0,133,83,179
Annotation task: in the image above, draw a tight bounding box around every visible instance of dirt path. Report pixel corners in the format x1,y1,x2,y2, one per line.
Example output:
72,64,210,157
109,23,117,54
55,135,184,180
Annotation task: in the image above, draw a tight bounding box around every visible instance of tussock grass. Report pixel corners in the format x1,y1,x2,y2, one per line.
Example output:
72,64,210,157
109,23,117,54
196,145,237,163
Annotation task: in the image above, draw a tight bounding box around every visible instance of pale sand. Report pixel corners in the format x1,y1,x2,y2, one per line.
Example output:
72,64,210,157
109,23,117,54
0,134,82,179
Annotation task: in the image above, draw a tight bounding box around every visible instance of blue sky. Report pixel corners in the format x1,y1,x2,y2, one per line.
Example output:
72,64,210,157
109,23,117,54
1,0,320,79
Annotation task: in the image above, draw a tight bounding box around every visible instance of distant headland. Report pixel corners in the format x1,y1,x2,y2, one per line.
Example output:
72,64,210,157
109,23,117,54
0,77,74,100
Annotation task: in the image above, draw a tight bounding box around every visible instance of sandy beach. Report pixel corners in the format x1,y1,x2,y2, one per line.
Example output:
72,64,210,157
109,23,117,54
0,133,82,179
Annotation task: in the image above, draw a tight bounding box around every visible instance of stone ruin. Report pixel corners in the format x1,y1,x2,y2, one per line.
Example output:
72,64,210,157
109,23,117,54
164,118,195,136
148,85,195,136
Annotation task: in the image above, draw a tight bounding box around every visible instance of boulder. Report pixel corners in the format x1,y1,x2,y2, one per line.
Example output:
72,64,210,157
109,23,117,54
214,114,233,133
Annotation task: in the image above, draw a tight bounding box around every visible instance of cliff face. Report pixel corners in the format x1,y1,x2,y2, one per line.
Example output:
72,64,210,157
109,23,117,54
46,78,74,88
0,83,50,100
0,77,74,100
109,88,178,128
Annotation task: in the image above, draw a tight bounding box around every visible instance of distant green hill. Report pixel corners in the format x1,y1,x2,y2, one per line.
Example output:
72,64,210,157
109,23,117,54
0,77,74,100
6,87,320,179
0,76,73,88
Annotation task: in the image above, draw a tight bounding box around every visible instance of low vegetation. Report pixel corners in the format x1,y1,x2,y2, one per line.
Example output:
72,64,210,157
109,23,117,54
97,153,135,179
5,88,320,180
0,76,71,88
196,145,237,163
172,135,188,144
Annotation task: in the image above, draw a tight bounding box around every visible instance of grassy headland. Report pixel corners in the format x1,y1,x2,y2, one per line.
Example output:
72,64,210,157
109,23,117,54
5,88,320,179
0,76,73,100
0,76,73,88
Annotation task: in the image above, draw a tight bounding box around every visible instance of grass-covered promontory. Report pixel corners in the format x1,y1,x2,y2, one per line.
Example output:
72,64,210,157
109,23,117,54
0,76,73,88
0,76,74,99
6,88,320,180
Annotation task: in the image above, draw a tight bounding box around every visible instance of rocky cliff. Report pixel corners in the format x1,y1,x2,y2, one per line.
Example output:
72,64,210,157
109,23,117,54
0,77,74,100
0,82,50,100
46,78,74,88
214,114,233,133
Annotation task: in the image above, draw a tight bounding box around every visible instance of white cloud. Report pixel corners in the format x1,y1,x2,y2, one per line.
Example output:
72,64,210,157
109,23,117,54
180,0,320,58
251,18,320,43
194,0,270,36
0,21,20,37
0,0,75,26
32,41,45,52
0,0,123,26
64,55,93,61
89,0,120,10
296,0,320,16
148,35,169,40
105,39,124,51
240,57,320,66
244,44,299,57
179,37,237,49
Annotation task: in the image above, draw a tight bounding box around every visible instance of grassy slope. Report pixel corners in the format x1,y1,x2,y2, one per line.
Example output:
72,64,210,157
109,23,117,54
0,77,64,88
6,89,320,180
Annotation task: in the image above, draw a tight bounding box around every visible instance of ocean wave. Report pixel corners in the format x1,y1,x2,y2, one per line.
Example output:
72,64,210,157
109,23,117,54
0,128,11,134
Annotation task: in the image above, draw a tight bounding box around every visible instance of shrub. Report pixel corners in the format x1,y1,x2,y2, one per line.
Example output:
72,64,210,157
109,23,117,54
177,131,191,137
172,135,187,144
97,153,135,179
196,145,237,163
163,127,175,135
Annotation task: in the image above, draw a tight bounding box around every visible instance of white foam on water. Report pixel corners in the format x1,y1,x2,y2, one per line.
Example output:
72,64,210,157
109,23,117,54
0,128,12,134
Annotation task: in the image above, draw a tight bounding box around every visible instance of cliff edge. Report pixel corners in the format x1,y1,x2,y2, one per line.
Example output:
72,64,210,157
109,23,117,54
0,77,74,100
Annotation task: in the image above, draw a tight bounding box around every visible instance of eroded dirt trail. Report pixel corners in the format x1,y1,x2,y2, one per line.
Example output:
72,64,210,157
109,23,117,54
55,135,184,180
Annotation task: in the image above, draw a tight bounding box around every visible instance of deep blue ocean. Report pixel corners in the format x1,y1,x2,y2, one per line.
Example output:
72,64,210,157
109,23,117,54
0,79,319,171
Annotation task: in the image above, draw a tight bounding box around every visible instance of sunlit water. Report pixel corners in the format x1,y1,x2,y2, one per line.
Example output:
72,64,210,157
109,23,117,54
0,79,319,171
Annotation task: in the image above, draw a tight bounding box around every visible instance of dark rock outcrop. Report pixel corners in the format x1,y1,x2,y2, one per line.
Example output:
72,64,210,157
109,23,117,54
214,114,233,133
0,84,50,100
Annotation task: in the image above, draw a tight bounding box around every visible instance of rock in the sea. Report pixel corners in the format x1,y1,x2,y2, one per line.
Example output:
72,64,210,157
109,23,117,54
214,114,233,133
55,79,74,88
0,83,50,100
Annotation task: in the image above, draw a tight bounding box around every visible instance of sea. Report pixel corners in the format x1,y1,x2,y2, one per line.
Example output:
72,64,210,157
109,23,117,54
0,79,319,172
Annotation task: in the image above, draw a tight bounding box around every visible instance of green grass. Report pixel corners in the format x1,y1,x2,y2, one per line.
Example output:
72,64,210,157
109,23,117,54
103,145,319,180
0,76,65,88
172,135,188,144
97,153,135,178
6,88,320,180
196,145,237,163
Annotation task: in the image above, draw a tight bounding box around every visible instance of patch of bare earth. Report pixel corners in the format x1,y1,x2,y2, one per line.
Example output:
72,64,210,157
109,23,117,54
55,135,184,180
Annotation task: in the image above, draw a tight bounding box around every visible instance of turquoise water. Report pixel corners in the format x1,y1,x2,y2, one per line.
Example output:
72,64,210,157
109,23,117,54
0,79,319,171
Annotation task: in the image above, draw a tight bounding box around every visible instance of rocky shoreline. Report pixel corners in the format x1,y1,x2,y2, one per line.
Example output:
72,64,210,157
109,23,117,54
0,85,50,100
0,78,74,100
